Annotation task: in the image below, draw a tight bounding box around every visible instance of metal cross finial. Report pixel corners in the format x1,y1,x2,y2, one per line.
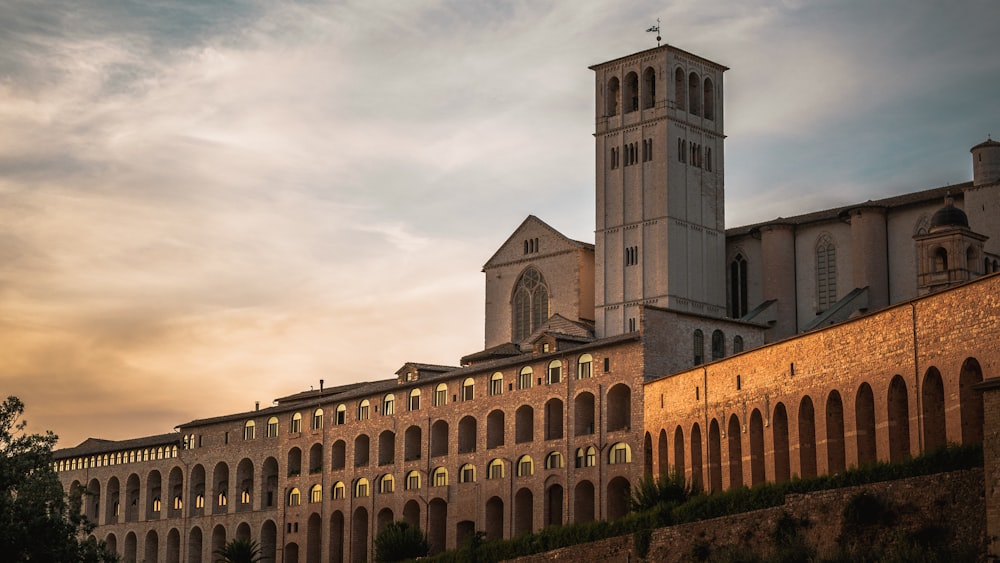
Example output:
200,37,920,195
646,18,661,47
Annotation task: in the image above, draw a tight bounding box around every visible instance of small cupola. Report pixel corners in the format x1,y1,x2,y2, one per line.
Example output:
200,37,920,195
929,197,970,232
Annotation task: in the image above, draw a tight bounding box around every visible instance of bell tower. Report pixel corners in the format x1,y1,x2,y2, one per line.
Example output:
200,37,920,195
591,45,728,338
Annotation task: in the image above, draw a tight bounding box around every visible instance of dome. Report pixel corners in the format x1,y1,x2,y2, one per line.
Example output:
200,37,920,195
929,200,969,231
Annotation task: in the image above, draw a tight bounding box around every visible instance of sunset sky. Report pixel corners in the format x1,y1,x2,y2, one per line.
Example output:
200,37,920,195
2,0,998,448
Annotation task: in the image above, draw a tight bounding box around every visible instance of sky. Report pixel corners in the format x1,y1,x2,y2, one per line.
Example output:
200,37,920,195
1,0,997,448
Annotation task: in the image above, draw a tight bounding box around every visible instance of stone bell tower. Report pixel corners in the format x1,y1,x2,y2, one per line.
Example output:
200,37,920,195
591,44,728,338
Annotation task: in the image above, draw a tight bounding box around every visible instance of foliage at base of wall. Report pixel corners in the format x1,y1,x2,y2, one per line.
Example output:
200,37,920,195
420,442,983,563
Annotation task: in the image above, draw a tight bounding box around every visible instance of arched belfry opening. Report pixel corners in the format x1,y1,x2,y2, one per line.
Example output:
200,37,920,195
512,267,549,342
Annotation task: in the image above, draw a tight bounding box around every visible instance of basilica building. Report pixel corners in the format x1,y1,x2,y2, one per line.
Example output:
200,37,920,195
54,43,999,563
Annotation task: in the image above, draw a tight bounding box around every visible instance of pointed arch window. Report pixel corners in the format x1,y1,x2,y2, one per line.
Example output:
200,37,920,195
693,330,704,365
513,267,549,342
816,235,837,311
730,254,748,318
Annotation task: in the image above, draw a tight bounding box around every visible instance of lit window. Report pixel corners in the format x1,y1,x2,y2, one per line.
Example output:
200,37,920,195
459,463,476,483
358,400,370,421
383,394,395,415
577,354,593,379
517,455,534,477
332,482,346,500
490,372,504,396
241,488,250,505
152,497,161,512
609,442,632,464
267,417,279,437
547,360,561,384
312,408,323,430
409,389,420,411
288,488,300,506
217,492,227,507
380,474,394,494
336,404,346,425
290,413,302,433
432,467,448,487
355,478,369,498
575,447,597,468
243,420,255,440
173,495,182,510
462,378,475,401
310,484,322,503
433,383,447,406
518,367,533,390
545,451,563,469
406,471,421,491
195,494,205,509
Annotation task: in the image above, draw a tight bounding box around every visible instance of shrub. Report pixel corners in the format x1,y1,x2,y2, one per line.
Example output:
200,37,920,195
373,521,429,563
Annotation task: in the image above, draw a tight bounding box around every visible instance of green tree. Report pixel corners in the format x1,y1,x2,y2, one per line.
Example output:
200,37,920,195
374,521,429,563
0,396,118,562
214,538,264,563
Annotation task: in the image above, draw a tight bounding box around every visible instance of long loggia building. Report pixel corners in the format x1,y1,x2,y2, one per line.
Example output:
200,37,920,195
54,42,1000,563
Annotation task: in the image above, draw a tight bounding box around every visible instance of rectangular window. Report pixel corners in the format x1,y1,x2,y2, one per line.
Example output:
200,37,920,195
434,472,447,487
267,420,278,437
407,475,420,490
518,372,531,390
462,467,474,483
409,394,420,411
490,378,502,396
358,404,369,420
548,366,561,384
224,432,229,445
434,389,446,406
383,398,394,415
243,426,254,441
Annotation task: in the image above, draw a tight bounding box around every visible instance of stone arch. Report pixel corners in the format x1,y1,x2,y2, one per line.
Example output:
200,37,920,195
690,423,703,489
306,512,322,563
749,409,765,485
824,391,845,474
856,383,877,465
772,403,790,483
354,434,371,467
657,429,669,474
168,466,184,517
212,462,229,515
486,410,504,449
211,525,226,560
378,430,396,465
515,487,534,536
377,508,394,534
145,529,159,563
688,71,702,115
704,76,715,120
607,477,630,520
166,528,180,563
727,414,742,488
456,520,476,548
641,66,656,109
643,432,654,476
708,419,722,493
403,500,420,529
285,542,299,563
85,478,101,523
146,469,162,520
545,484,564,527
236,458,254,511
187,526,202,563
516,405,534,443
574,480,595,523
404,426,421,461
427,498,447,554
331,440,346,470
105,533,118,559
105,476,121,524
544,398,564,440
606,76,620,116
124,531,137,563
960,357,984,443
673,426,685,475
674,67,686,111
606,384,631,432
235,522,251,541
798,395,820,479
486,496,504,540
457,415,477,453
922,367,946,451
328,511,344,563
125,473,140,522
351,506,369,563
624,71,639,113
574,392,595,436
261,520,278,563
287,447,302,476
430,420,448,457
888,375,911,462
308,443,323,474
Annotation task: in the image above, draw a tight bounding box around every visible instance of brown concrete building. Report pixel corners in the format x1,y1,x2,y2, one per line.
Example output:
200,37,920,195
53,43,999,563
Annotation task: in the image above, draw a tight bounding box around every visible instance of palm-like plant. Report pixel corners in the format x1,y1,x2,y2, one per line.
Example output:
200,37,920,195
214,538,264,563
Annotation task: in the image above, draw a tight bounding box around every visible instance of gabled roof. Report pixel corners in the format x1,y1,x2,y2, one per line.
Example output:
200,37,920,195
523,314,595,345
460,342,523,366
54,433,179,459
394,362,459,378
482,215,593,271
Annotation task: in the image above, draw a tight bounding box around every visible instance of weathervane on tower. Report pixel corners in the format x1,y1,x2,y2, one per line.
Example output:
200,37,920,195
646,18,661,46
